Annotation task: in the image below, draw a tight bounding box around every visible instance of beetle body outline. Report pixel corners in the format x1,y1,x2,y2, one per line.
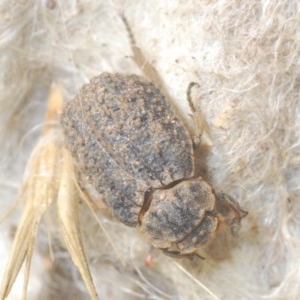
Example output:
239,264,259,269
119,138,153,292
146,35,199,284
61,72,247,256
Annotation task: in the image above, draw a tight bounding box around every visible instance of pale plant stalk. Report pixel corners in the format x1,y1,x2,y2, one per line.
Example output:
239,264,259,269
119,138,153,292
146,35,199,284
56,147,98,300
0,85,98,300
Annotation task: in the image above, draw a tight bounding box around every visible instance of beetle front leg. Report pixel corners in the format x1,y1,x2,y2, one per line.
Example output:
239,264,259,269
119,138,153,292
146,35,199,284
215,193,248,235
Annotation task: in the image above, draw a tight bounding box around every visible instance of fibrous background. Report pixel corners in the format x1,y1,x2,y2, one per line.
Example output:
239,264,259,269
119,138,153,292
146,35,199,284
1,1,300,299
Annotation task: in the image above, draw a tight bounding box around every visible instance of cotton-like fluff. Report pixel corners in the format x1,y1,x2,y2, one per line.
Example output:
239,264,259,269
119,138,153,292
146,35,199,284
0,1,299,299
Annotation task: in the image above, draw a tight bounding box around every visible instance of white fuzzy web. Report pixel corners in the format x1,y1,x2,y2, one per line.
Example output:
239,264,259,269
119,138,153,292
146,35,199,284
1,0,300,299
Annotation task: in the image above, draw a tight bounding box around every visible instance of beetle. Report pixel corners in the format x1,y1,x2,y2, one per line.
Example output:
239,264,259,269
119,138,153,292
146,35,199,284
60,72,247,257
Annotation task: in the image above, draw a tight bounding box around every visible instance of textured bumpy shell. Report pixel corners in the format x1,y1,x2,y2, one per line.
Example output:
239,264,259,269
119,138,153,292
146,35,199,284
140,178,218,251
61,73,194,227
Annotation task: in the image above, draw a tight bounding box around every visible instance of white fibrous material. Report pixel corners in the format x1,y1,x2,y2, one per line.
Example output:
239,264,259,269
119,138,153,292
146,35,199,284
1,0,299,299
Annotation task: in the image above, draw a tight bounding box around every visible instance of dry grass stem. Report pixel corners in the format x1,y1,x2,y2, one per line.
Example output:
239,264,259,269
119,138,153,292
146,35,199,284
0,85,99,299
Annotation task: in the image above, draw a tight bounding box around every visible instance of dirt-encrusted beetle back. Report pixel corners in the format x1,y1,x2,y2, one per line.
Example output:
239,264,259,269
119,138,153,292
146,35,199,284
61,73,247,256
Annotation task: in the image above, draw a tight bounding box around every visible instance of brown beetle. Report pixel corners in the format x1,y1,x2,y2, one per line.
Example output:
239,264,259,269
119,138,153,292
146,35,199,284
60,72,247,257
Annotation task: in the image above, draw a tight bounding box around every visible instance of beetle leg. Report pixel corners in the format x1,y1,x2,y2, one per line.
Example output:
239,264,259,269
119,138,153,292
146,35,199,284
186,82,204,148
120,14,167,94
216,193,248,235
161,249,205,260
